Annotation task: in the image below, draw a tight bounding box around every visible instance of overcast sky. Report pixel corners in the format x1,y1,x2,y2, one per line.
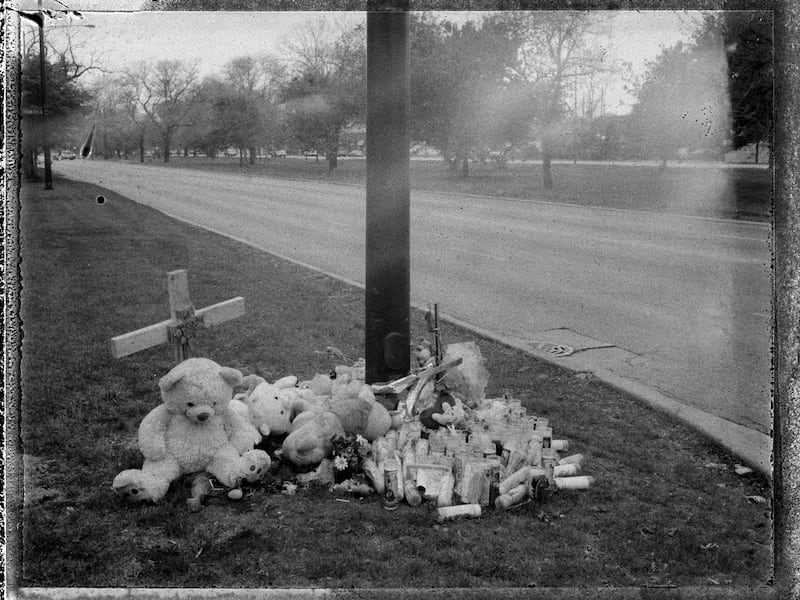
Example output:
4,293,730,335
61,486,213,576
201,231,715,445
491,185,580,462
17,8,701,114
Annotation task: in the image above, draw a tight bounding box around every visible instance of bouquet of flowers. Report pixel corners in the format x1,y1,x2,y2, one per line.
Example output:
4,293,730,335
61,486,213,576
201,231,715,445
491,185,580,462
330,434,373,481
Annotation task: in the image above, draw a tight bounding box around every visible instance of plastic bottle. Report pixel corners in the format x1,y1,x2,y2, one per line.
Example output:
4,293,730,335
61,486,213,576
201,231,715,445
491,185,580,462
436,504,481,522
362,458,385,494
499,466,546,495
494,483,529,510
553,462,581,477
394,452,406,502
403,446,416,480
554,476,595,490
436,471,455,507
558,453,584,466
551,439,569,452
375,438,392,464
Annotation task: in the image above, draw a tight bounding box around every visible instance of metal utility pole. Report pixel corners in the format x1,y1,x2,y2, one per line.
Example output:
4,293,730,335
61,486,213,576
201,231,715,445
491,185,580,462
38,0,53,189
365,4,410,384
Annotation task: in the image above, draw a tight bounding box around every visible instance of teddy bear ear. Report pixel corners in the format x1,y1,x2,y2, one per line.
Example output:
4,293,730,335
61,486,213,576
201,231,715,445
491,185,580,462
158,370,186,392
219,367,243,387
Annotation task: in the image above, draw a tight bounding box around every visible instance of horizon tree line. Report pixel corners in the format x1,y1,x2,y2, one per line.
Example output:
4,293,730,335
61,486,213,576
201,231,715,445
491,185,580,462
21,11,773,185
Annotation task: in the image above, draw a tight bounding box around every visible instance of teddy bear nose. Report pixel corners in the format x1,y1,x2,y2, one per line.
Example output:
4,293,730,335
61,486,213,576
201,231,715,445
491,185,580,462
197,413,209,422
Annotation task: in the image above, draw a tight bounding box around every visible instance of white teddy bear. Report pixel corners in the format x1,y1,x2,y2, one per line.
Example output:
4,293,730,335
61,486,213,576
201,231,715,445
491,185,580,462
113,357,267,506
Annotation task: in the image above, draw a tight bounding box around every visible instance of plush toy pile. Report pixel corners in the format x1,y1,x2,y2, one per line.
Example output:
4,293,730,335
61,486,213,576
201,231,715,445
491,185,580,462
113,343,594,515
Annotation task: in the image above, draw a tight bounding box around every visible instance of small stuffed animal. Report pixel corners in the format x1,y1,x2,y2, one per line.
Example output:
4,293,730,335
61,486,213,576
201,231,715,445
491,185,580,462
419,391,467,430
237,375,310,437
298,373,334,397
281,394,393,467
185,448,271,512
112,357,263,505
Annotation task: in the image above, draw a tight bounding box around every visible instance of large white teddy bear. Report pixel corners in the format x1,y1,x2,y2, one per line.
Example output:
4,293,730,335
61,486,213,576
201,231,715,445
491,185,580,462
113,357,266,504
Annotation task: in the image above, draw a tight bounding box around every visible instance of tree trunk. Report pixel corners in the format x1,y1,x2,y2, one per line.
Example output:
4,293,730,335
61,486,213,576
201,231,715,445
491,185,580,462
754,141,760,164
328,152,338,172
139,136,145,163
249,147,256,165
542,141,553,189
24,150,38,181
163,133,171,163
461,156,469,178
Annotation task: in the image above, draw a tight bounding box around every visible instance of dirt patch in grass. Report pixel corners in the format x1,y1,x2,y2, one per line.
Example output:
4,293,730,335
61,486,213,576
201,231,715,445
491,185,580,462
13,177,772,590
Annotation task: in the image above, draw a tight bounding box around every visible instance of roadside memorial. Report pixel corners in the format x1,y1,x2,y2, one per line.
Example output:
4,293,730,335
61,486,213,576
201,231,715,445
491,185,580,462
109,269,245,363
111,306,594,517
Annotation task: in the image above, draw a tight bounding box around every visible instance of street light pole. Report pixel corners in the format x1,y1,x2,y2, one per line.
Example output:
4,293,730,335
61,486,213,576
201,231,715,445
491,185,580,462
365,3,410,384
38,0,53,190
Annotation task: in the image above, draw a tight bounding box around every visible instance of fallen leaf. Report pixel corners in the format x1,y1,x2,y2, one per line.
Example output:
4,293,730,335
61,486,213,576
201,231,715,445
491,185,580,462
734,464,754,476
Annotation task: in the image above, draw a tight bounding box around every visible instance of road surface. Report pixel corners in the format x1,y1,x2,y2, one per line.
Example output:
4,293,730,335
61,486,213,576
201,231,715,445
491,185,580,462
53,160,772,438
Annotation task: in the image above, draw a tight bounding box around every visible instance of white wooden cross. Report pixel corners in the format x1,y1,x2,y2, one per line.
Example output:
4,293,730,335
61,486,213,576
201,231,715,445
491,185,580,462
110,269,245,363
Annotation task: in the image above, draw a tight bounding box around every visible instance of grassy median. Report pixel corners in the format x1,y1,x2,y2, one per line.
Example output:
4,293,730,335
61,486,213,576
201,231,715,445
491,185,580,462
15,177,771,589
140,154,772,222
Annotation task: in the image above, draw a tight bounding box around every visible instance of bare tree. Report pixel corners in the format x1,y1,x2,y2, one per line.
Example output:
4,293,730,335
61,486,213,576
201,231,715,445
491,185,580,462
222,55,285,163
126,59,202,163
505,12,610,188
281,16,365,171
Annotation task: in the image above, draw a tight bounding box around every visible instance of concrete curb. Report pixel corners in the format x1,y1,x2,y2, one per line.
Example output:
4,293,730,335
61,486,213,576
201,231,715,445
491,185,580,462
432,309,773,479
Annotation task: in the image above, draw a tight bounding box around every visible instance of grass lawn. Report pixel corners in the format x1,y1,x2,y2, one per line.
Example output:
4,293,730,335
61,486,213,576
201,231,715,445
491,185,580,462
140,154,772,222
13,177,772,591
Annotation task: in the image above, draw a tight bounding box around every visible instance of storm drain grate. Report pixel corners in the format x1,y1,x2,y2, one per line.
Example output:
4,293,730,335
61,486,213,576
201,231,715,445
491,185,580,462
528,342,575,357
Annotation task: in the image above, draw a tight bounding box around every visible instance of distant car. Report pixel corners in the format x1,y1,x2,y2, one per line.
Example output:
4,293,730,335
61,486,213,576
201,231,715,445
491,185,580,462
346,149,365,158
224,148,238,157
303,150,318,158
272,149,287,158
59,149,76,160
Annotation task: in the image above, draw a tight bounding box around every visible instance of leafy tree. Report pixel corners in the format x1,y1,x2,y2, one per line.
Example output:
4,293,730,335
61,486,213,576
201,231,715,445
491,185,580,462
694,11,773,163
409,14,521,177
628,40,730,166
281,18,366,172
20,21,96,179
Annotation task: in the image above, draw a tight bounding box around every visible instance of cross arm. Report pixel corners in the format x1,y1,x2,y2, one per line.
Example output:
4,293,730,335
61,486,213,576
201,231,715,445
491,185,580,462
110,296,245,359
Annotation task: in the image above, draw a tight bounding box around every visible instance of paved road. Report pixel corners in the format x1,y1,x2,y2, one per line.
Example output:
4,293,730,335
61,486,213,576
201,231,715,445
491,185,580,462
54,160,772,441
